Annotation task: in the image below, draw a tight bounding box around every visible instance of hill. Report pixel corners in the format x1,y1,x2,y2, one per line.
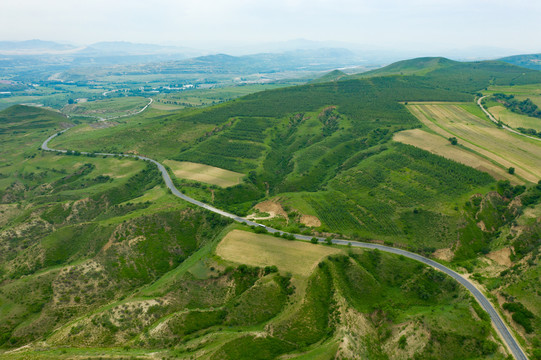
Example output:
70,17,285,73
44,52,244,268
2,60,541,358
354,57,541,91
500,53,541,71
0,40,77,54
309,69,347,83
358,57,459,76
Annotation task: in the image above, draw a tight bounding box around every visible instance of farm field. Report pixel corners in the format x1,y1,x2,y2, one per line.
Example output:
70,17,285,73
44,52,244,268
393,128,517,182
483,83,541,131
62,96,150,120
406,102,541,183
164,160,244,188
216,229,340,277
488,105,541,131
485,83,541,106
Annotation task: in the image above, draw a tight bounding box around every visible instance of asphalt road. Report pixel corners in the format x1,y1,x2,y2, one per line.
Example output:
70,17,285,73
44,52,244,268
41,130,529,360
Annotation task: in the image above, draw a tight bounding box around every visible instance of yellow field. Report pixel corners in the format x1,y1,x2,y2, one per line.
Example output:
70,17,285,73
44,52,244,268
215,230,341,277
406,103,541,183
164,159,244,188
488,106,541,131
393,129,517,183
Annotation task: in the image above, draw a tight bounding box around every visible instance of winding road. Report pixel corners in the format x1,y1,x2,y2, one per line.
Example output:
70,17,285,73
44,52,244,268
477,96,541,142
41,129,528,360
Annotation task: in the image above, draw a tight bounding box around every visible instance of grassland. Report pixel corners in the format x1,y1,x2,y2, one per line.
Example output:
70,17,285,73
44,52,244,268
406,102,541,183
50,107,216,160
483,83,541,131
154,84,291,109
62,96,150,120
489,105,541,131
216,230,340,277
164,160,244,188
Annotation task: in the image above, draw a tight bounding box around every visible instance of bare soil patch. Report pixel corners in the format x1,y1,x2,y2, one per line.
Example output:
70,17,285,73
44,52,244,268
300,214,321,227
486,247,512,267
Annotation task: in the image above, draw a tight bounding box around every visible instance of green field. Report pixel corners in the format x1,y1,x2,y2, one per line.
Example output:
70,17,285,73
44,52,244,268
483,83,541,132
154,84,292,109
62,96,150,120
488,105,541,131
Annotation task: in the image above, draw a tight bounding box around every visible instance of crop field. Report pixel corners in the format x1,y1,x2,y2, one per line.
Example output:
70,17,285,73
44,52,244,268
488,105,541,131
483,83,541,131
216,229,340,277
164,160,244,187
406,103,541,183
486,83,541,106
62,96,150,119
394,128,517,182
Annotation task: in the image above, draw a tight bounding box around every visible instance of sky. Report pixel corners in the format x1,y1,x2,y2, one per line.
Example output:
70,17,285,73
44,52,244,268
2,0,541,56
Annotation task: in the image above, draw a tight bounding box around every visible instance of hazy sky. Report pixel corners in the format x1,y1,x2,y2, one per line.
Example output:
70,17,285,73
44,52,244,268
2,0,540,54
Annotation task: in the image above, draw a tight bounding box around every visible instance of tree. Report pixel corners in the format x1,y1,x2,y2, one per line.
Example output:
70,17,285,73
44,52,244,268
508,167,515,175
448,137,458,145
310,237,318,244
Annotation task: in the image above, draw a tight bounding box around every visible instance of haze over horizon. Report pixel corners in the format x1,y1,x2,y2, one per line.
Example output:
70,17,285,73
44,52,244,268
2,0,540,58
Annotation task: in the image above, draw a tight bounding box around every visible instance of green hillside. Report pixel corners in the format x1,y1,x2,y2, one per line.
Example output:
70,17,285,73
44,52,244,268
358,57,459,76
1,58,541,359
355,57,541,92
500,53,541,71
310,69,347,83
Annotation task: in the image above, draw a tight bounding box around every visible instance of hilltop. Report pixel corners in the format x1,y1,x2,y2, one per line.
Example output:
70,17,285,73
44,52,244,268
357,57,459,76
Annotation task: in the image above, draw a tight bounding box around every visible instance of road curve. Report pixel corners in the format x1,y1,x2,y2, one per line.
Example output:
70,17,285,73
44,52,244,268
477,96,541,142
41,130,528,360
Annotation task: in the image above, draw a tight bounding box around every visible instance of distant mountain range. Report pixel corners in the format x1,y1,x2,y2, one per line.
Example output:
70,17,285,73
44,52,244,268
499,53,541,71
0,40,78,54
0,39,199,57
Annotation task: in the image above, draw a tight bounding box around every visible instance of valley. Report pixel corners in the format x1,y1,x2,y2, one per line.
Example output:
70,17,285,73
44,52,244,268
1,56,540,360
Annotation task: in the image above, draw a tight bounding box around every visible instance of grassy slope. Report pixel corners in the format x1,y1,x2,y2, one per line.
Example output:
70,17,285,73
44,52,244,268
62,96,150,120
0,106,231,350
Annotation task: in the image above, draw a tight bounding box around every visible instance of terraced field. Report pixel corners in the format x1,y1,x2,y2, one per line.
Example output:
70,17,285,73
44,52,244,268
406,103,541,183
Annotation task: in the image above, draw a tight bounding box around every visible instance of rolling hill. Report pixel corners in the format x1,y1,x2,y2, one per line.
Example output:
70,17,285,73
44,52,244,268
1,57,541,359
500,53,541,71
